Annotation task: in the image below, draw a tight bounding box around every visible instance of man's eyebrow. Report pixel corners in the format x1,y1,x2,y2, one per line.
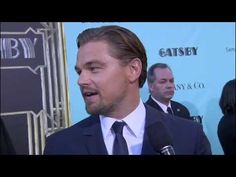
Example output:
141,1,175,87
85,60,104,66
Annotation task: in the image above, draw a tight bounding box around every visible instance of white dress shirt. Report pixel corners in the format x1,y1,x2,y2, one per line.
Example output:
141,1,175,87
151,96,172,114
99,99,146,155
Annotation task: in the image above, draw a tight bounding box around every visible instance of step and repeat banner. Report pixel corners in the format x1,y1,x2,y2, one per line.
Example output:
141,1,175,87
0,22,70,154
64,22,235,154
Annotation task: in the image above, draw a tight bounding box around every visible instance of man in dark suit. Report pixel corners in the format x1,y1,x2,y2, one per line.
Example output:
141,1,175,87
44,25,211,155
146,63,191,119
44,105,211,155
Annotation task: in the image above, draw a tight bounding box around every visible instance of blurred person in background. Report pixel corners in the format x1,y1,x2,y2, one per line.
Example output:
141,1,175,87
217,79,236,155
146,63,191,119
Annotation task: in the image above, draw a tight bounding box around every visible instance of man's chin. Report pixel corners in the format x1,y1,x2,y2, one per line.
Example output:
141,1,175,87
85,105,100,115
163,97,173,102
166,95,173,99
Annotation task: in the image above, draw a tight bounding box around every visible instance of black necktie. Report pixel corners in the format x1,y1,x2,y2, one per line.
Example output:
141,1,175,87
167,107,173,115
112,121,129,155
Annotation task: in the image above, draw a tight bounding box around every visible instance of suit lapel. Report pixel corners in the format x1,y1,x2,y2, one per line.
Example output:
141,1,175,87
170,101,177,115
82,116,108,155
146,96,164,113
141,129,156,155
141,104,165,155
81,105,167,155
170,101,184,117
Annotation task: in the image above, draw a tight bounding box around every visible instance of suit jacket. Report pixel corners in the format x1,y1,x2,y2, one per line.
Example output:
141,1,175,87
44,104,211,155
145,96,191,119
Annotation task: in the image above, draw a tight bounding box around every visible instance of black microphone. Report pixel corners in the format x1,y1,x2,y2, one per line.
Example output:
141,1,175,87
147,122,175,155
191,115,202,124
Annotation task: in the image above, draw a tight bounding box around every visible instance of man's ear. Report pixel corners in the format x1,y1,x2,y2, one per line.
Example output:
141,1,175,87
148,82,154,92
127,58,142,84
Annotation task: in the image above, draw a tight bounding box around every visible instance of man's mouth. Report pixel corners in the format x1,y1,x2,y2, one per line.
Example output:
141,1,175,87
165,91,174,95
83,91,98,98
82,90,99,104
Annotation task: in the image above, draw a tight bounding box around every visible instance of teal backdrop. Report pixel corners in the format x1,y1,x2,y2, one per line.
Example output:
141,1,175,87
64,22,235,155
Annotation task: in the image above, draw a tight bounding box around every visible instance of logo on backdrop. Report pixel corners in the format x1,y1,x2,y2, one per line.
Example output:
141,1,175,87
159,47,198,57
0,27,45,71
175,82,205,91
226,47,235,53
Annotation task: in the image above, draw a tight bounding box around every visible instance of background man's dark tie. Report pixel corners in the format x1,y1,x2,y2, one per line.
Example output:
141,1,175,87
112,121,129,155
167,107,173,115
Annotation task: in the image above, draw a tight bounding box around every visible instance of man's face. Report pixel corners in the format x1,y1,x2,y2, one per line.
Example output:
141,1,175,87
75,41,130,116
149,68,175,104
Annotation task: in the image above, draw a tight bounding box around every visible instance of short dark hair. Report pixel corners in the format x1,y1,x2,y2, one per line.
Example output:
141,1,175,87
76,25,147,88
147,63,172,84
219,79,236,115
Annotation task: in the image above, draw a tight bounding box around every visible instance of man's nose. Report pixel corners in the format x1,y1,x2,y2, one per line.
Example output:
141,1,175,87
78,72,90,87
166,81,174,88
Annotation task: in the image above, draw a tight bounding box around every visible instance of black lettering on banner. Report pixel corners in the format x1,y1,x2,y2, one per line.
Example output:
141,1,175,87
187,83,192,89
175,83,185,90
194,82,205,89
175,82,205,91
159,47,198,57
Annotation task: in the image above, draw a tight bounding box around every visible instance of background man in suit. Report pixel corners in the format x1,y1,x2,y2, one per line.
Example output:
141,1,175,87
146,63,191,119
44,25,211,155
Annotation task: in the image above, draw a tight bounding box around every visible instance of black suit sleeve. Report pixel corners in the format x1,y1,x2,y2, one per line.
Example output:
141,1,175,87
195,124,212,155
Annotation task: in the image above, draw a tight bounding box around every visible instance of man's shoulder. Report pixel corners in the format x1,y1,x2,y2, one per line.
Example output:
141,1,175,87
171,100,188,108
47,115,99,139
145,103,202,137
75,114,100,127
145,103,166,116
169,114,202,132
170,100,191,118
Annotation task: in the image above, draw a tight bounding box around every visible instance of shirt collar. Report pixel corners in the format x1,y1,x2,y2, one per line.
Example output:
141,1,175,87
100,99,146,138
151,96,171,112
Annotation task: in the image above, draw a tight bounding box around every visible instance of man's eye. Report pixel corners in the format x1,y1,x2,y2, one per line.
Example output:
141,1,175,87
90,66,99,72
75,69,81,75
